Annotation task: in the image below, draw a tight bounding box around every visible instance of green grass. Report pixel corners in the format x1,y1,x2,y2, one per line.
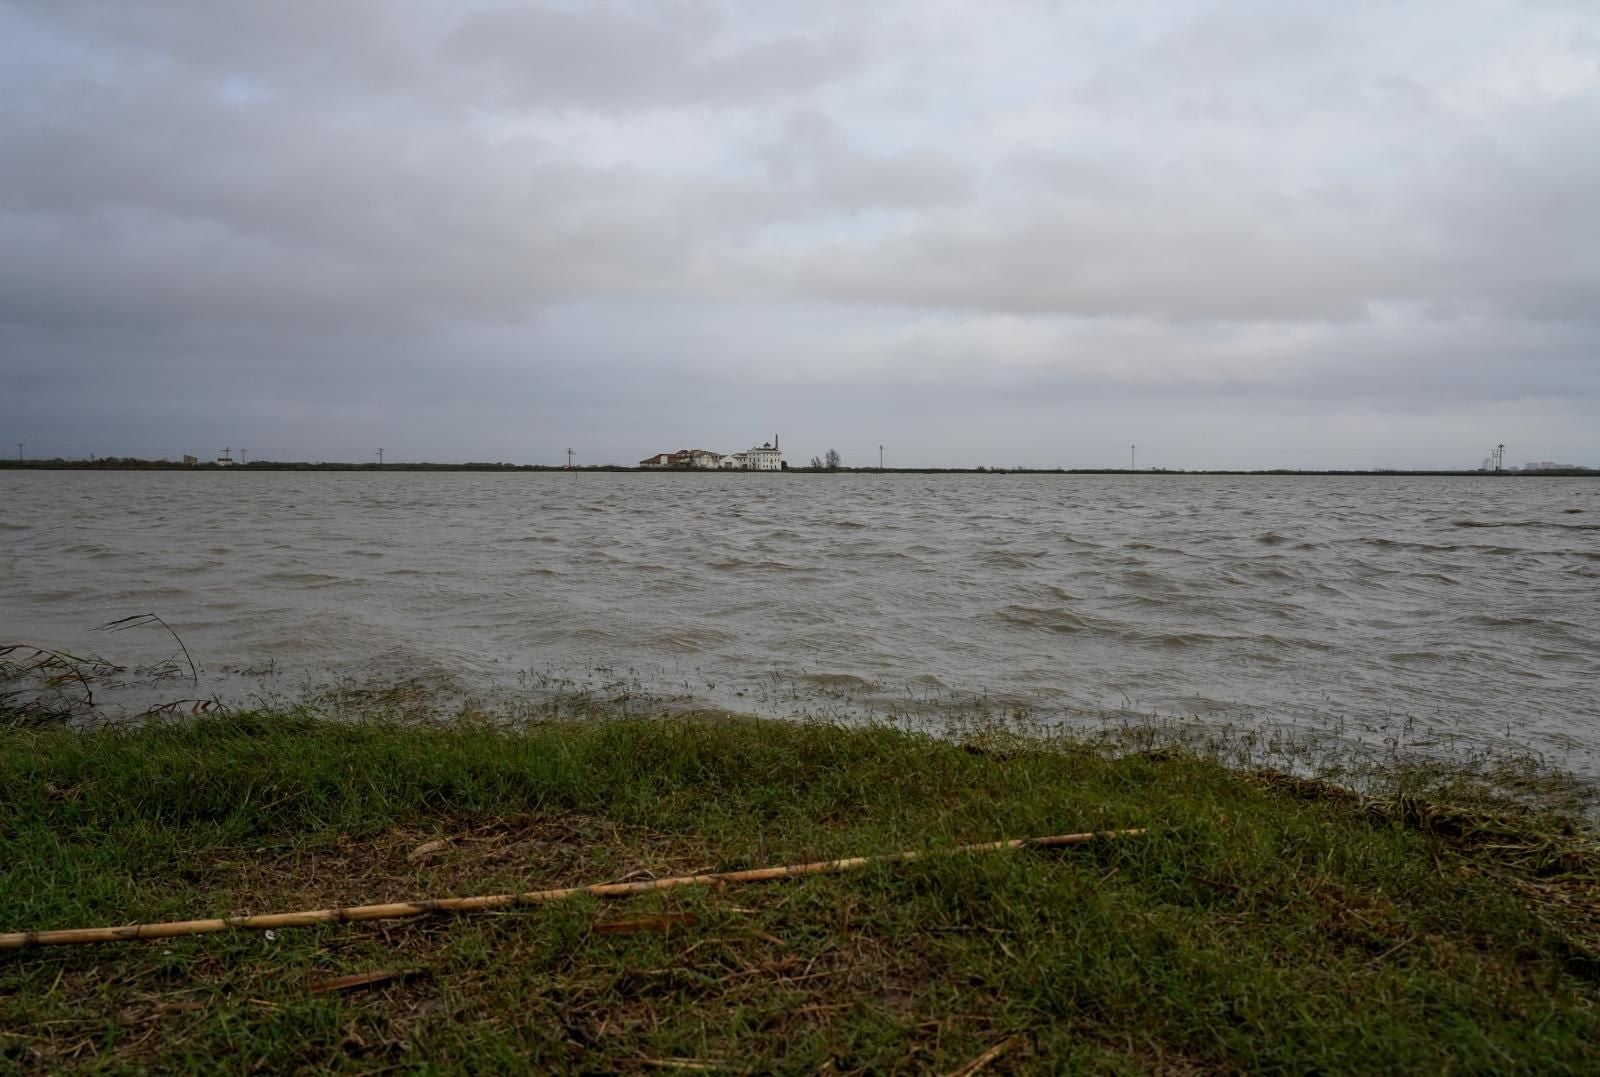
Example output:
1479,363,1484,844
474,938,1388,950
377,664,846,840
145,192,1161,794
2,707,1598,1073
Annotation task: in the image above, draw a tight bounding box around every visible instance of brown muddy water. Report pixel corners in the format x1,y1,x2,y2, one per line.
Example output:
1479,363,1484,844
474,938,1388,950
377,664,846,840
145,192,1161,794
2,471,1597,771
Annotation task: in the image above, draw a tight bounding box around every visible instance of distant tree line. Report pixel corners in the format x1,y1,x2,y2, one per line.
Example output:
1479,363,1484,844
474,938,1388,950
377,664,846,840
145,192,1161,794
0,458,633,472
3,457,1593,477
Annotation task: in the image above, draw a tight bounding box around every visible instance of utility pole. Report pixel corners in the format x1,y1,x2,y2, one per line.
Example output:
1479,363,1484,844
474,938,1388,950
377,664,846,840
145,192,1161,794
879,444,884,471
376,448,384,466
1131,444,1136,471
565,447,575,469
15,443,21,463
239,448,247,465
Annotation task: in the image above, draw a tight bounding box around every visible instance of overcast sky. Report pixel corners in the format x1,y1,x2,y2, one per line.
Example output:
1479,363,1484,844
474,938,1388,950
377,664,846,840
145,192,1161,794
2,1,1597,469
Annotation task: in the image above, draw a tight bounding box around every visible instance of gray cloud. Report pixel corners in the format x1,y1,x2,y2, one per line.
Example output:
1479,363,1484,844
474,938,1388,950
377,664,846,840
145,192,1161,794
444,1,862,109
1,0,1597,468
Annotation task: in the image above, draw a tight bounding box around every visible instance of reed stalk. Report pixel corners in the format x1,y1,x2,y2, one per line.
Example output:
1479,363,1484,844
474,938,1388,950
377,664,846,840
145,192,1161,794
0,829,1143,950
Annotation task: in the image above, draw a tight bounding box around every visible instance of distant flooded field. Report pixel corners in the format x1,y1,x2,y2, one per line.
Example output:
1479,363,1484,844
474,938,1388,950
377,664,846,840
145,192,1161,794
2,471,1596,769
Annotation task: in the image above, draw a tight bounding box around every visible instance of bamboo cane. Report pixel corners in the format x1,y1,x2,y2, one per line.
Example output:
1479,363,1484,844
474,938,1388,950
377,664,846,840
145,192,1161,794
0,828,1145,950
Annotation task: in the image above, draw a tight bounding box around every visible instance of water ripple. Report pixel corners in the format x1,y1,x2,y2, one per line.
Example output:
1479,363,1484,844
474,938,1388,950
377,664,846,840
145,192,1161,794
1,471,1596,771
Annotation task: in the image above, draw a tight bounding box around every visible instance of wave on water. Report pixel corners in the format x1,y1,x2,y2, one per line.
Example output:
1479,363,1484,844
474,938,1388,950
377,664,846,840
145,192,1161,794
3,470,1597,775
254,571,349,587
980,550,1047,569
997,604,1099,634
710,557,803,572
1454,519,1600,531
1358,537,1461,552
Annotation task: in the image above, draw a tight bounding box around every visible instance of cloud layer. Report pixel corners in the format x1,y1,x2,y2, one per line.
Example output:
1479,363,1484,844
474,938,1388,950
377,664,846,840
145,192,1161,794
2,0,1597,468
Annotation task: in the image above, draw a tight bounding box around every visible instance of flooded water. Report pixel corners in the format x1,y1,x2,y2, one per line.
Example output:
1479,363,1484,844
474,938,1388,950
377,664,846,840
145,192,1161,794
3,471,1597,770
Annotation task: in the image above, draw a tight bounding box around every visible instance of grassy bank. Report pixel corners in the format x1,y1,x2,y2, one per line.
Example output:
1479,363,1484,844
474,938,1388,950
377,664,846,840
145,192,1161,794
2,708,1598,1073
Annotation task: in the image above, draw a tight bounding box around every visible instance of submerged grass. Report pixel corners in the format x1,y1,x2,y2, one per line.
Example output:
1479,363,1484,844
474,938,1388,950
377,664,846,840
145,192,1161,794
2,704,1598,1073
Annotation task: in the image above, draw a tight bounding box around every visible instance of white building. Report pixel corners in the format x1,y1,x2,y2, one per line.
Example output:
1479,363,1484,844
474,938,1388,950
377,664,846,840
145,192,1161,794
745,436,782,470
645,436,783,470
640,449,722,469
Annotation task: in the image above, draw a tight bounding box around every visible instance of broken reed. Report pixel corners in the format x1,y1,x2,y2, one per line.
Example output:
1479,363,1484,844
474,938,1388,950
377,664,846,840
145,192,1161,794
0,830,1145,950
2,614,215,725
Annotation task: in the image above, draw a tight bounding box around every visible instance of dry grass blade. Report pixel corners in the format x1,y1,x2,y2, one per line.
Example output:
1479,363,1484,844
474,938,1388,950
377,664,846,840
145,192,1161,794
96,613,198,686
137,698,224,717
1,644,96,722
23,648,94,690
407,838,452,863
942,1035,1021,1077
594,913,698,935
307,967,428,995
633,1059,729,1072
